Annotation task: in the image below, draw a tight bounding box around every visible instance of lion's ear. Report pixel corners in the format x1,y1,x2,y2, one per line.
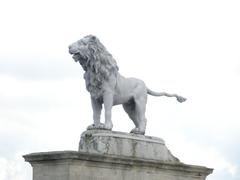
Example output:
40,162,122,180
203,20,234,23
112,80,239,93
90,35,97,41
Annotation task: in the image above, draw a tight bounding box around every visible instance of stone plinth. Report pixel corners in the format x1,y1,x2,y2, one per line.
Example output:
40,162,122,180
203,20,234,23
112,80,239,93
79,130,179,162
24,130,213,180
24,151,212,180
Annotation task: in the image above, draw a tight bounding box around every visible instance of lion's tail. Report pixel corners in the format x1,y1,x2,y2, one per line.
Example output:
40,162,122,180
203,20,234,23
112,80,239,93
147,88,187,103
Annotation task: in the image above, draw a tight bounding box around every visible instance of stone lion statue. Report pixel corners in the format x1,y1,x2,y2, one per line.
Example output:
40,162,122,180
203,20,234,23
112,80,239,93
69,35,186,135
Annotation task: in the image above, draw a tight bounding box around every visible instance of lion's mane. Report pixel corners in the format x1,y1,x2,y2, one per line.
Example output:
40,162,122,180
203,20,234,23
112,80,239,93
75,35,119,99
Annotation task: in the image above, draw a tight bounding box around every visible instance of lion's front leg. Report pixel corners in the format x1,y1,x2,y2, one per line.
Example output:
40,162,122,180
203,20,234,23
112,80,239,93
87,97,104,130
103,92,113,130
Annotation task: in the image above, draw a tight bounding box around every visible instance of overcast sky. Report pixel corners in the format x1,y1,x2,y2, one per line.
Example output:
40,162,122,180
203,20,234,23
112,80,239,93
0,0,240,180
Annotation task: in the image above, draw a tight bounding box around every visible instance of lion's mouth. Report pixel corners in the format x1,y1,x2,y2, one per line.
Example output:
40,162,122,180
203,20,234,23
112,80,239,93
71,53,88,63
72,53,80,62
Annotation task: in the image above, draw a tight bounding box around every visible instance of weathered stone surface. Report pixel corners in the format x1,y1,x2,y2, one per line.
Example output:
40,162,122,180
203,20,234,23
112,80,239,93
24,130,213,180
23,151,213,180
79,130,179,162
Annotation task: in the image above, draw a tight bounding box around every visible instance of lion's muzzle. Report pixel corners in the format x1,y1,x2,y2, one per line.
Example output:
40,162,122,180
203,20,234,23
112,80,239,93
68,44,79,55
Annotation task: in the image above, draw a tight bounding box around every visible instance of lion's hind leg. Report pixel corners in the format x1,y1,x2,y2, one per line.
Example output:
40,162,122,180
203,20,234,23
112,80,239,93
122,100,139,129
131,94,147,135
123,97,147,135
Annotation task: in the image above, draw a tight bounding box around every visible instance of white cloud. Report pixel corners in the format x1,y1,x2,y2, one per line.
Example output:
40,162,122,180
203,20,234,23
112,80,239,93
0,156,30,180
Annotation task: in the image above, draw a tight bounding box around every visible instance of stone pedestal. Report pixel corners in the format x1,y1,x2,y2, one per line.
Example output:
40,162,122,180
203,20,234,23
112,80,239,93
23,130,213,180
79,130,179,162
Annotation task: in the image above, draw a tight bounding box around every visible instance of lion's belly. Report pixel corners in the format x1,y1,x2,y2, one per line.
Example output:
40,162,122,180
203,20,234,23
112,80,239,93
113,94,132,105
112,76,144,105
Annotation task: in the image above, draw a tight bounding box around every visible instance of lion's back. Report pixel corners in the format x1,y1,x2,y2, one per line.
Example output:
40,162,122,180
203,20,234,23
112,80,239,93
116,75,146,94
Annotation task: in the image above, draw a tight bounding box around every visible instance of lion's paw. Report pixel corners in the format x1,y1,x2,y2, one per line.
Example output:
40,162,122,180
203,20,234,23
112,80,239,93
103,122,113,130
87,123,105,130
130,128,145,135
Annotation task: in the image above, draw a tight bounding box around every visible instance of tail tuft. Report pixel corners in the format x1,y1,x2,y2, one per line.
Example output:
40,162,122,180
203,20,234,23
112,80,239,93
176,96,187,103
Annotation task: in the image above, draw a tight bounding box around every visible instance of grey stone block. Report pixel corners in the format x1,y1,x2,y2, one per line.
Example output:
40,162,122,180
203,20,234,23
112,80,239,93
24,151,213,180
79,130,179,162
23,130,213,180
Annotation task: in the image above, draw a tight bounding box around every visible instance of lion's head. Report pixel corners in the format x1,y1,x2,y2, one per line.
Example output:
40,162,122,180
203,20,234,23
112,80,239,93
69,35,119,98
